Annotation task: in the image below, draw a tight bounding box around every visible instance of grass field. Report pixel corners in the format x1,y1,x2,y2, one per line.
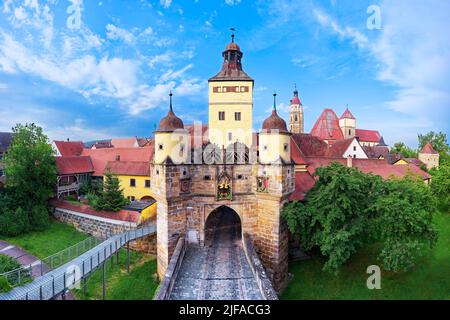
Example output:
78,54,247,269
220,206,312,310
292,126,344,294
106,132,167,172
73,251,159,300
0,219,90,259
1,218,159,300
281,211,450,300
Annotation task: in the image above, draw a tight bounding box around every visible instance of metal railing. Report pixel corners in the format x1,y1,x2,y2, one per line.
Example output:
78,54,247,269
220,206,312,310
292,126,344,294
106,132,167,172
0,224,156,300
1,236,102,288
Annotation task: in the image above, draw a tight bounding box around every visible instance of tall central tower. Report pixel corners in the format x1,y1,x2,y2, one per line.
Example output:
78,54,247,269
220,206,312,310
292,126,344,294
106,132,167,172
208,33,254,148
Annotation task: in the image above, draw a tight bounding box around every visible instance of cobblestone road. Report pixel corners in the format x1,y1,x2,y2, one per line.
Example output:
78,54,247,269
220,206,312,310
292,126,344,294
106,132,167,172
169,211,262,300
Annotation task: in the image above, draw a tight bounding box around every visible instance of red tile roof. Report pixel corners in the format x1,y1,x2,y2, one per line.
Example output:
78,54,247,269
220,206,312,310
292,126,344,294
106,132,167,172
311,109,344,141
325,138,354,157
291,133,328,157
340,108,355,119
81,147,154,176
185,124,209,148
111,138,138,148
362,145,390,159
50,199,141,223
290,136,309,165
289,172,316,201
420,143,438,154
105,161,150,176
355,129,381,143
54,140,85,156
290,157,432,201
55,156,94,175
306,157,431,180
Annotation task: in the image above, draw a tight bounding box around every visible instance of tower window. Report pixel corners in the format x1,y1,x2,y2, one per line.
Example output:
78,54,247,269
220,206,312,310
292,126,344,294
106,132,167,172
284,143,289,152
158,144,163,150
349,129,352,135
295,115,298,122
235,112,241,121
219,111,225,121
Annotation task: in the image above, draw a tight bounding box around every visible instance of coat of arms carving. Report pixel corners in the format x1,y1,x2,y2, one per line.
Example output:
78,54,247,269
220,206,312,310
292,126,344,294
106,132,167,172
256,176,269,193
217,171,232,201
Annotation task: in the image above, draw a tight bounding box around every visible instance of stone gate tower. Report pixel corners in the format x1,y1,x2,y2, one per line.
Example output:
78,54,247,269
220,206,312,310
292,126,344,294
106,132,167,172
152,35,293,292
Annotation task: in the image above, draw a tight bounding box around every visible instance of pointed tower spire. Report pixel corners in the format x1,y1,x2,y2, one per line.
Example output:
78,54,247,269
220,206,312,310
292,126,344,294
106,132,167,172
273,91,277,112
230,27,235,43
169,91,173,112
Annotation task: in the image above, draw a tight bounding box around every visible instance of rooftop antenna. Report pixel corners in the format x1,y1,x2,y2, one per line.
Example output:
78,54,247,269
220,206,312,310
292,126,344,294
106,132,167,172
230,27,235,43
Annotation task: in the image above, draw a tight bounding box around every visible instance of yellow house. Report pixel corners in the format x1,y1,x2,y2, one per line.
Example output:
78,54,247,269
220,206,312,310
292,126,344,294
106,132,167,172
104,161,154,197
105,160,157,222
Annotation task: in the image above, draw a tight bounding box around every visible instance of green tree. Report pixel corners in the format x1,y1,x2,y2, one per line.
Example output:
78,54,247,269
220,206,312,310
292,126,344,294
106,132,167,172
0,123,56,235
282,163,382,274
430,164,450,211
418,131,450,165
95,171,129,212
390,142,417,158
4,123,56,207
283,163,438,274
370,176,438,272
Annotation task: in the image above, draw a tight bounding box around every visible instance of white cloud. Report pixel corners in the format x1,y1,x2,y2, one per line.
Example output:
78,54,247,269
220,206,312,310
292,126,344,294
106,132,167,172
225,0,241,5
160,0,172,9
106,24,135,44
0,83,8,90
312,0,450,145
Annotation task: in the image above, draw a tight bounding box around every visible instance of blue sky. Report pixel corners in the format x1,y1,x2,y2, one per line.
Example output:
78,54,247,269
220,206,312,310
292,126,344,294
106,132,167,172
0,0,449,148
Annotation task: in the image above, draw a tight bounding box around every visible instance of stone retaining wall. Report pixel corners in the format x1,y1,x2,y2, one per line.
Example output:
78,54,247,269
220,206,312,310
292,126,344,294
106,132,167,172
154,237,186,300
242,233,279,300
53,207,137,239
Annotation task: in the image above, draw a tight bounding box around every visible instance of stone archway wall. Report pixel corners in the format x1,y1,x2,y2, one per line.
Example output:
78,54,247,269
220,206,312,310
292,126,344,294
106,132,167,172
204,206,242,247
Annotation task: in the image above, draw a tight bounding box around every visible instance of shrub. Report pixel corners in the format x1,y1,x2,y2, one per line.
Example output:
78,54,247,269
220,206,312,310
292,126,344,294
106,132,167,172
29,205,50,232
0,207,29,236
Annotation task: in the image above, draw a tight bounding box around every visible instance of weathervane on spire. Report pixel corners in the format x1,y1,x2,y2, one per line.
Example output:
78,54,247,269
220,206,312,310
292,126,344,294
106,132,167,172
230,27,235,43
169,91,173,112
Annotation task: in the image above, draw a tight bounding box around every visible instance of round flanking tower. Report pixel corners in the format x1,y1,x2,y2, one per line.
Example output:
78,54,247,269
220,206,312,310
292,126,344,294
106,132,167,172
154,92,189,164
260,93,292,164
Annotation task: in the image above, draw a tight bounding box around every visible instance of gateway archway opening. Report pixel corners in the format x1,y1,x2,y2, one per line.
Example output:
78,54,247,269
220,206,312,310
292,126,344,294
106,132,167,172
204,206,242,247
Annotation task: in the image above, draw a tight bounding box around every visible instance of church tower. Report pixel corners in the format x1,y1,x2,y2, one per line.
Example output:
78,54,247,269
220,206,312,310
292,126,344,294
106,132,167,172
208,32,254,148
289,86,304,134
339,106,356,139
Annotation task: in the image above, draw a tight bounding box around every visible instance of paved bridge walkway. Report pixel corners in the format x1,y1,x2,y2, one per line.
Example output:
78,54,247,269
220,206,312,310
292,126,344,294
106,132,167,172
0,224,155,300
169,214,263,300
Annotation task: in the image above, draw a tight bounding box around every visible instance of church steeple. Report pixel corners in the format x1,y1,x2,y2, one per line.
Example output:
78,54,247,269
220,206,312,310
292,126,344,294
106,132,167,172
289,84,304,134
209,30,253,81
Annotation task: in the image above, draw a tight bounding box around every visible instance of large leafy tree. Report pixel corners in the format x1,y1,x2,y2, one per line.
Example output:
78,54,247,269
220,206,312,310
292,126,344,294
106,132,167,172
370,176,437,272
283,163,382,274
430,164,450,211
4,123,56,207
283,163,438,274
390,142,417,158
95,171,129,212
0,123,56,235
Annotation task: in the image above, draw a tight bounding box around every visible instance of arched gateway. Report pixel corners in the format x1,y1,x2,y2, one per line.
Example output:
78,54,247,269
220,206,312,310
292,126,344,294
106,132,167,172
204,206,242,247
151,34,294,295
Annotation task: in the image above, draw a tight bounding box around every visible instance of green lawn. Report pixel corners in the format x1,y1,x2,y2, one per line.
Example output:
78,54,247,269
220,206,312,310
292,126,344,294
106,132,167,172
73,250,159,300
282,211,450,300
0,219,89,259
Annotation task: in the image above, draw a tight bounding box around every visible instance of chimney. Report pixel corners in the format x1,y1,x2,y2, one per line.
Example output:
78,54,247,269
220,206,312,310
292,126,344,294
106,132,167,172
347,155,353,167
67,138,70,142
